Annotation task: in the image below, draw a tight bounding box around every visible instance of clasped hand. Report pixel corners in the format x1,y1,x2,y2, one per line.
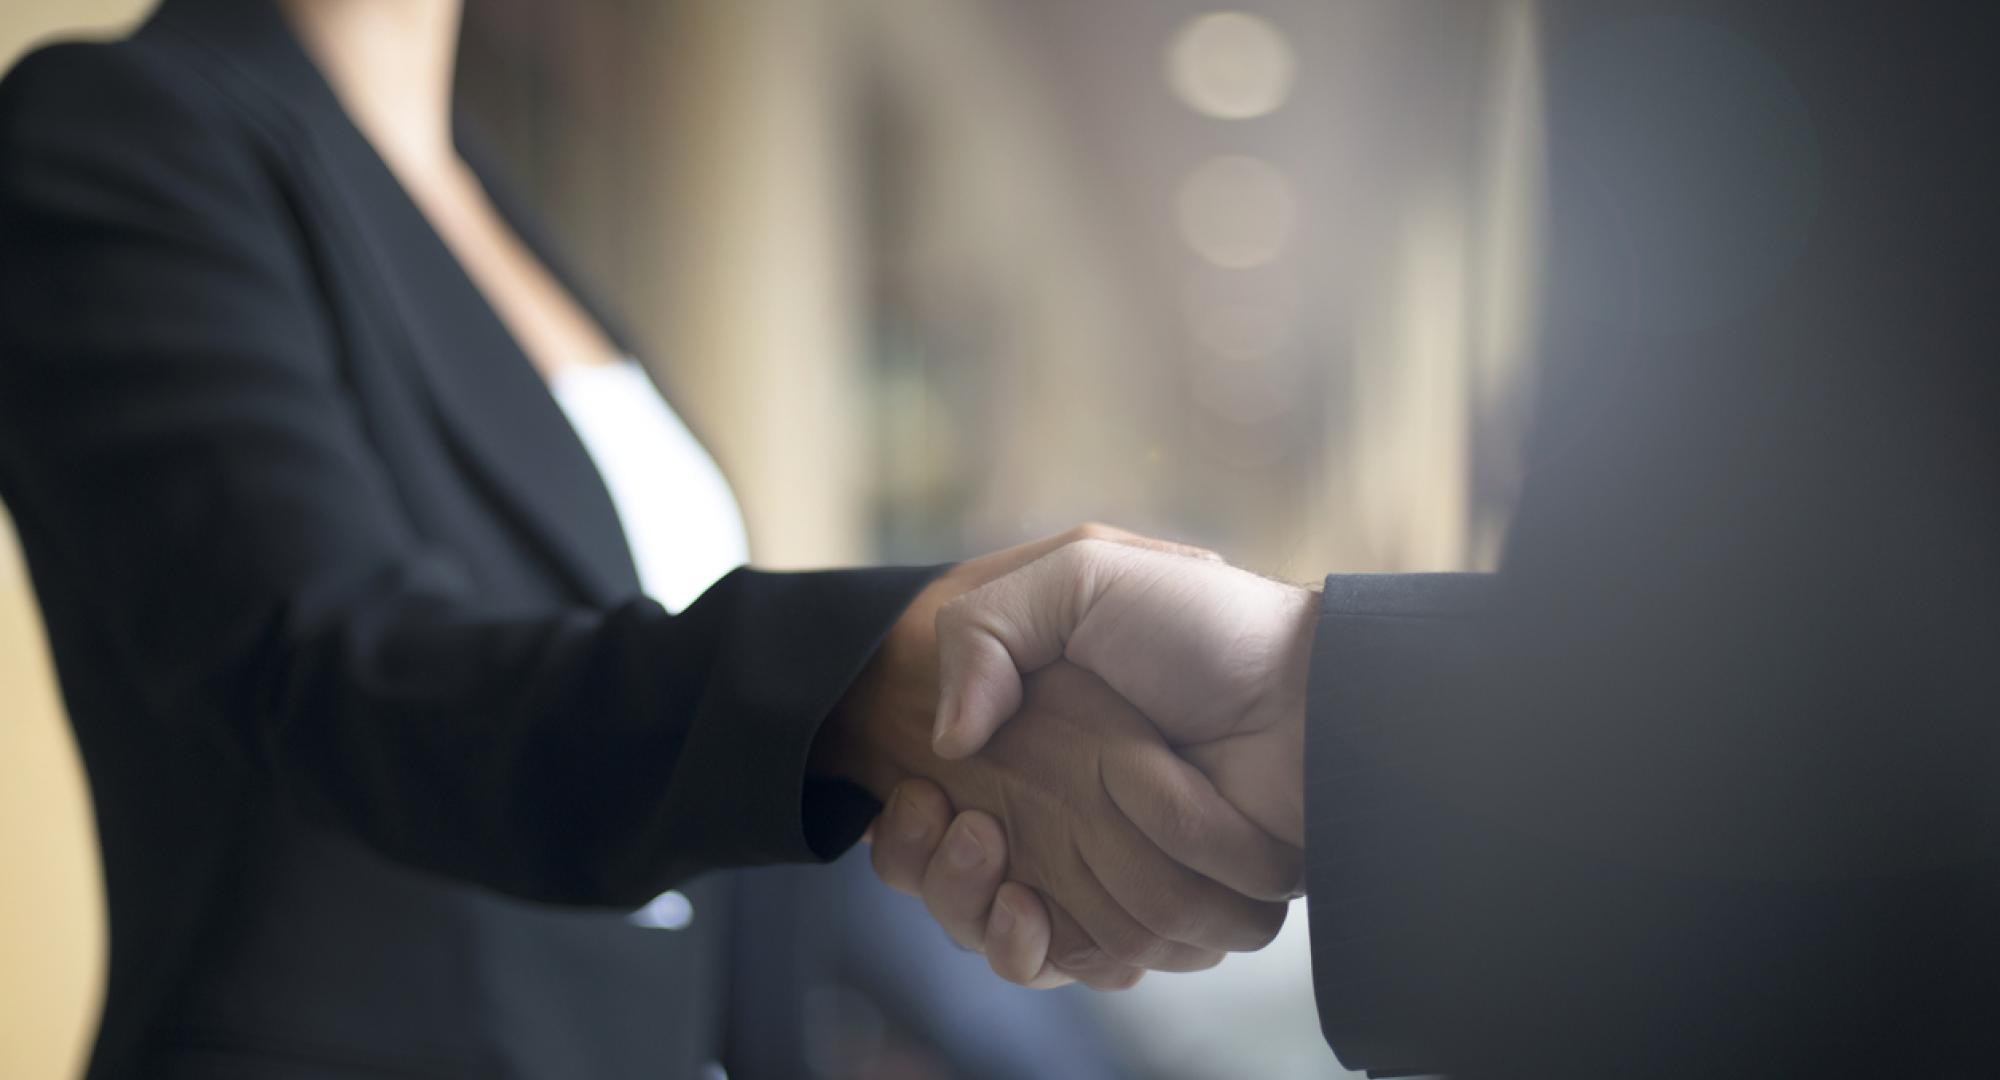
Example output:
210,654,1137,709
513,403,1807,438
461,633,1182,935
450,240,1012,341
818,527,1317,990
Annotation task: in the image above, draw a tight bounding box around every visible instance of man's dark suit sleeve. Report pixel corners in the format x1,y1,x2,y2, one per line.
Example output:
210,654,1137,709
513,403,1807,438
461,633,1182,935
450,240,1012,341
1305,574,1495,1077
0,43,918,910
1305,564,1999,1078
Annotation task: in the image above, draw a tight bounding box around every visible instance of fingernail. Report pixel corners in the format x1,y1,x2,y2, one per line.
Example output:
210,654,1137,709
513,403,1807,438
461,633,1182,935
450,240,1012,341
945,821,986,869
991,895,1016,935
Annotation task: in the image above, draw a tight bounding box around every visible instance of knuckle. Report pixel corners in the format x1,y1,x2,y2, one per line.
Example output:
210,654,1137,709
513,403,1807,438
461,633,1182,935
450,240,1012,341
1099,922,1170,967
1096,966,1145,991
1247,901,1289,949
899,782,950,829
1122,870,1206,943
990,955,1035,987
933,595,972,636
1145,886,1207,944
1050,937,1105,972
1045,911,1102,971
1263,849,1306,900
1240,842,1305,901
989,929,1045,985
1183,949,1225,973
1069,534,1112,557
1056,537,1115,580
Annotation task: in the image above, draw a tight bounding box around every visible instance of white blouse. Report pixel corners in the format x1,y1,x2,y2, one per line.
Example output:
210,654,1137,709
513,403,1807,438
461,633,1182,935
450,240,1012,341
548,359,749,613
551,360,747,935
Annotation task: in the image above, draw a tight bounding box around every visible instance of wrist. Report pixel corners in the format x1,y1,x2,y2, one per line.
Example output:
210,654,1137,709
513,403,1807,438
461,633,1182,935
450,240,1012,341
1253,583,1316,847
1249,582,1319,738
810,578,954,801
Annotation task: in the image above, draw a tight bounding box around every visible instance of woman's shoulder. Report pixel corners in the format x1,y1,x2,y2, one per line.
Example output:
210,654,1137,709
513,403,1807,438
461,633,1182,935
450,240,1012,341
0,30,282,225
0,32,245,168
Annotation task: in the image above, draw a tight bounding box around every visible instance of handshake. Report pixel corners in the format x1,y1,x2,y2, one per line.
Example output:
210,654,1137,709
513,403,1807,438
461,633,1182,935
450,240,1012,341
816,525,1320,990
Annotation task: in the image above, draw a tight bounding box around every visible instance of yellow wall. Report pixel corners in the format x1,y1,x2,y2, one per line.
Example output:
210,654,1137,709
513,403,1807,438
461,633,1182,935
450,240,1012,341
0,0,143,72
2,8,148,1079
0,515,103,1080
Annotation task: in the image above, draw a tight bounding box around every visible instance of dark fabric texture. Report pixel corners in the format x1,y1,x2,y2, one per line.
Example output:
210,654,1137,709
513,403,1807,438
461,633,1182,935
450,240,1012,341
0,1,929,1076
1303,3,2000,1077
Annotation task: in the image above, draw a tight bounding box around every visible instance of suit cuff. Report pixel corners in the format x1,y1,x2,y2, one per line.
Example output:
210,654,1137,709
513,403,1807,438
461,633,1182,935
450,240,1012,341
661,565,947,875
1304,573,1493,1076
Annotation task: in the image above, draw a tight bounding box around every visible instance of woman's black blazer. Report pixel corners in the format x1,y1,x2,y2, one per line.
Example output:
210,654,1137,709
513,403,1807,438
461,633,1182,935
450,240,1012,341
0,1,924,1076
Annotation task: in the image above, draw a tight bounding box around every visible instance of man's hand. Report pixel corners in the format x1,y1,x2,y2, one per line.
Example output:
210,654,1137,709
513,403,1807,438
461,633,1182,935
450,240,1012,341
934,538,1317,847
813,526,1301,989
871,539,1321,987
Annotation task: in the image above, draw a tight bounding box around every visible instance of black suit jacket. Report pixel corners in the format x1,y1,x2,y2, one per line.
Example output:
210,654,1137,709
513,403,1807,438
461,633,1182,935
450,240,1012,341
0,1,920,1076
1303,3,2000,1077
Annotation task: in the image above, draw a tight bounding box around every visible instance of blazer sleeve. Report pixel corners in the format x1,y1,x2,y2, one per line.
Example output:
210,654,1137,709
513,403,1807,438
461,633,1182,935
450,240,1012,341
1305,558,2000,1080
1303,574,1493,1077
0,43,925,908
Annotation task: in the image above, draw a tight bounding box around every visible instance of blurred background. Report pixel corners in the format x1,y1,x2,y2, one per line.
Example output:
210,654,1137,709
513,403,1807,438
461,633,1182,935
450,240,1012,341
0,0,1547,1076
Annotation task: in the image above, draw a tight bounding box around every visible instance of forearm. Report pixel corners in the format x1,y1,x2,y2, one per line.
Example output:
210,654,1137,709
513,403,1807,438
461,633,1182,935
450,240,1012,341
251,564,941,906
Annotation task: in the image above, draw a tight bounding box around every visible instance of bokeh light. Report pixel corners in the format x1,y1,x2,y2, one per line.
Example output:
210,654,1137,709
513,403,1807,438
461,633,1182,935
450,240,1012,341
1176,154,1296,268
1165,11,1296,120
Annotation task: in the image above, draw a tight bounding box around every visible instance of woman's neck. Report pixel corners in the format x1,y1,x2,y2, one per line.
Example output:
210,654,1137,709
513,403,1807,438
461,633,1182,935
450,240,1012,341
276,0,465,179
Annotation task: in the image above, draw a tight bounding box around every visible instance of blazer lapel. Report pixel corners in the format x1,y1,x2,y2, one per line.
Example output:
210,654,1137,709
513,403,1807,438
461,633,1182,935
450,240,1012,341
149,0,643,607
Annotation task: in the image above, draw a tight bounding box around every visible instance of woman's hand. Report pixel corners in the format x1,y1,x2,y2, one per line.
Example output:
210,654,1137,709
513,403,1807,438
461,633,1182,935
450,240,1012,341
870,778,1067,987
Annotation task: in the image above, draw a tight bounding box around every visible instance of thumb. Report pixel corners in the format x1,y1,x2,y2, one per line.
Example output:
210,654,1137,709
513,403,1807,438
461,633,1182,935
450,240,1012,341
931,552,1079,759
932,619,1028,760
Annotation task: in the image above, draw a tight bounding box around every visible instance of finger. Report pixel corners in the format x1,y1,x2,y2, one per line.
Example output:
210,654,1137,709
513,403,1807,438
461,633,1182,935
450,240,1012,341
1049,845,1225,973
1182,738,1306,850
1101,740,1305,902
869,779,954,897
1079,793,1291,955
985,881,1071,989
1044,895,1147,990
919,811,1010,951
